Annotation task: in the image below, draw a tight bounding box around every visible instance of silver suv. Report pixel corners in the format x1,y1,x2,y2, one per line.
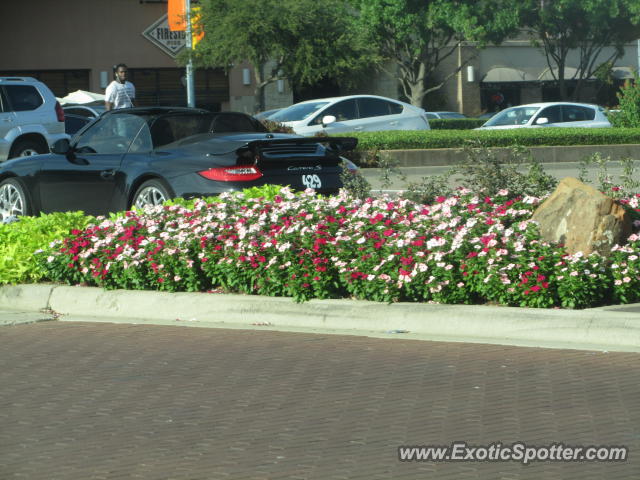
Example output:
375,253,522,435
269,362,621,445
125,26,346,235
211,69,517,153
0,77,69,161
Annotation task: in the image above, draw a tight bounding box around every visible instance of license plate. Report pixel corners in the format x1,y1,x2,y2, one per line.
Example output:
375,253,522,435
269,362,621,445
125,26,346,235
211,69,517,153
301,174,322,189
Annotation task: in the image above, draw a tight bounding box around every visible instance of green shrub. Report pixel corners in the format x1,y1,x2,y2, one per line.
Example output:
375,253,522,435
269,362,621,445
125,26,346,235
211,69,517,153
339,127,640,153
165,184,293,209
611,75,640,128
0,212,93,284
400,141,558,203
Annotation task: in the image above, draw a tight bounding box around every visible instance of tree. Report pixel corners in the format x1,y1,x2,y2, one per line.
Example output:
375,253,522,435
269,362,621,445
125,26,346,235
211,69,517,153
353,0,519,107
521,0,640,101
191,0,375,112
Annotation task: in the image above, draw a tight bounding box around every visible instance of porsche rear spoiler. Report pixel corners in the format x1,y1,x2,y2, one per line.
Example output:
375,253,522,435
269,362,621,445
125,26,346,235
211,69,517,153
238,136,358,158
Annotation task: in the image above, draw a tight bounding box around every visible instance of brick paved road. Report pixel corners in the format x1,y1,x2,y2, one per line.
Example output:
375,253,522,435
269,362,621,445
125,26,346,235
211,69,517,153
1,322,639,480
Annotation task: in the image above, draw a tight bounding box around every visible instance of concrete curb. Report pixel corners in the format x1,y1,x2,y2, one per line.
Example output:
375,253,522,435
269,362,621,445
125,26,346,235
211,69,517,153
2,284,640,352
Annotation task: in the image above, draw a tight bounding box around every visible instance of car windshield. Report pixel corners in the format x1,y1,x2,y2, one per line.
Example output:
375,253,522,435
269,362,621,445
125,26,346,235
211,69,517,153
483,106,540,127
270,101,330,122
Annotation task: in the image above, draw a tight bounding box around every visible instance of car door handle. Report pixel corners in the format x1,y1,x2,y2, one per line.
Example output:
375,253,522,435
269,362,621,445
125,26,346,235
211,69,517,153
389,121,398,126
100,169,116,179
2,118,11,123
353,126,363,130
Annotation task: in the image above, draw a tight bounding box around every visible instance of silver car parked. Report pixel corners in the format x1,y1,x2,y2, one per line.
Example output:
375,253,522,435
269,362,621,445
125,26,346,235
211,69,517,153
0,77,69,161
476,102,611,130
269,94,430,136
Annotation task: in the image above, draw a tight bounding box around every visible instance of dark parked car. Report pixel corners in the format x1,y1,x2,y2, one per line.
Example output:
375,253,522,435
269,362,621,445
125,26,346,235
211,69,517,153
0,107,358,220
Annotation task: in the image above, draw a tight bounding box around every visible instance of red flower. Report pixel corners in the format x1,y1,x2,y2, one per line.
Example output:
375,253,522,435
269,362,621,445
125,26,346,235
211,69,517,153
400,256,413,266
369,213,384,224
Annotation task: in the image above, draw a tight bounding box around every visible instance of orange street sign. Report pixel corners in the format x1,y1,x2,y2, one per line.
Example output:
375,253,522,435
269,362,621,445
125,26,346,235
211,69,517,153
168,0,186,32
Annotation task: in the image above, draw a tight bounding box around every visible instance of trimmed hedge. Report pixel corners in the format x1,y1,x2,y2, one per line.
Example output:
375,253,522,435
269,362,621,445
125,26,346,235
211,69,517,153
341,127,640,151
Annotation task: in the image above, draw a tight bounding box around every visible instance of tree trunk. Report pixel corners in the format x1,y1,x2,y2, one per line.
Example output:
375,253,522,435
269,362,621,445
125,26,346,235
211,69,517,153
407,82,426,108
253,63,266,113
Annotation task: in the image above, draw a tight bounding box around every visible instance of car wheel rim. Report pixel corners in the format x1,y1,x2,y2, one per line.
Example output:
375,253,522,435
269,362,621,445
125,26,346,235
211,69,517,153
134,186,167,209
19,148,39,157
0,183,25,221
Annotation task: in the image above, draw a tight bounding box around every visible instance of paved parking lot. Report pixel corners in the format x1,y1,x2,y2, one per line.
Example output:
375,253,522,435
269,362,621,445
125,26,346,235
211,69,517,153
1,321,639,479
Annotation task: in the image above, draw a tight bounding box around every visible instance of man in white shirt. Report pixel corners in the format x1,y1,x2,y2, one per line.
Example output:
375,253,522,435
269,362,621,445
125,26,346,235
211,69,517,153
105,63,136,110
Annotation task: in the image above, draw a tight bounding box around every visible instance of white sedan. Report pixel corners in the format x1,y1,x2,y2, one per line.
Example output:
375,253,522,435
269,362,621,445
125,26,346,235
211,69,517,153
476,102,611,130
269,94,430,135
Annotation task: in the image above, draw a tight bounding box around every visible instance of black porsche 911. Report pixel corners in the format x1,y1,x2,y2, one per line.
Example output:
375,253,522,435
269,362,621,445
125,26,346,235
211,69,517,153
0,107,359,220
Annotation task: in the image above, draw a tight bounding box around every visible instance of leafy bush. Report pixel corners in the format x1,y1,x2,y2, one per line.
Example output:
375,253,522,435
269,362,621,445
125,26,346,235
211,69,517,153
0,212,93,284
453,142,558,198
611,75,640,128
367,140,558,205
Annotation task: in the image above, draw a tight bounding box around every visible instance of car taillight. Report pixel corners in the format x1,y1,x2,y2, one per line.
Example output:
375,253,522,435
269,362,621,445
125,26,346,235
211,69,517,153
55,101,65,122
198,165,263,182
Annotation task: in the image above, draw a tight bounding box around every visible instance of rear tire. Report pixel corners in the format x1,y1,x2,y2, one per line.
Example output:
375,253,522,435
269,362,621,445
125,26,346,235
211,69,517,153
0,178,31,222
131,179,173,210
10,139,46,158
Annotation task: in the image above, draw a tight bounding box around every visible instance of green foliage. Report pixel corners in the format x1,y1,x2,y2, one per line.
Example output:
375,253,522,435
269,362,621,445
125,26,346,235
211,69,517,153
339,160,372,200
402,170,455,205
578,152,640,196
165,185,292,210
192,0,375,111
0,212,93,284
612,76,640,128
354,0,519,106
400,141,557,203
520,0,640,101
454,142,557,198
339,128,640,155
429,118,485,130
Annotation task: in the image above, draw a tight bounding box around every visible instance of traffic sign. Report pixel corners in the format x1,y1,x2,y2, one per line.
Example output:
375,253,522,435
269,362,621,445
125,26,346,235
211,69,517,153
142,14,186,58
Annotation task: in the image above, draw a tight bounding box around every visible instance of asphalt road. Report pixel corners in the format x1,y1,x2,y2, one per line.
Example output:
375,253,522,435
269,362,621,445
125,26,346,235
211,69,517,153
1,321,639,479
363,161,635,193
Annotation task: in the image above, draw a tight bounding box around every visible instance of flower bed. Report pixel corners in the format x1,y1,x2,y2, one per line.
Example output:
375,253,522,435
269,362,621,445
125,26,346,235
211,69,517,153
38,188,640,309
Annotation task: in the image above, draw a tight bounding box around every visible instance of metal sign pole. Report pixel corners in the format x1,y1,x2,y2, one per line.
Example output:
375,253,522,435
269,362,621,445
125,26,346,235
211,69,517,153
185,0,195,107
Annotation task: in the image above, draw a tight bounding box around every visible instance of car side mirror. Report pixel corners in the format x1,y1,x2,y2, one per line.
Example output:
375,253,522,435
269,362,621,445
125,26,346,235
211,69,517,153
51,138,71,154
536,117,549,125
322,115,336,127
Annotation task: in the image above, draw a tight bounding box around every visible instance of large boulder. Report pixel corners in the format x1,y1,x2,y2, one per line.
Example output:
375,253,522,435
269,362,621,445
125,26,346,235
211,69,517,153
531,177,632,256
